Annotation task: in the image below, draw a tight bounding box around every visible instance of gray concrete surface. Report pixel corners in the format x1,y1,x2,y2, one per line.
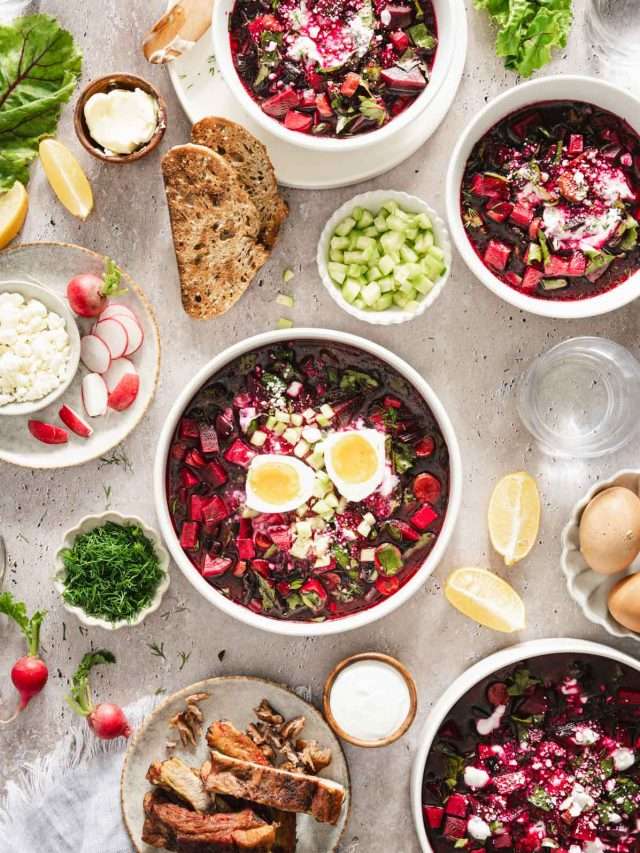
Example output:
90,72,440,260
2,1,640,851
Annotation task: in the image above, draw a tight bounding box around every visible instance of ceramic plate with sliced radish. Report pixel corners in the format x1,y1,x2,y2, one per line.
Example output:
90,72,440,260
0,243,160,469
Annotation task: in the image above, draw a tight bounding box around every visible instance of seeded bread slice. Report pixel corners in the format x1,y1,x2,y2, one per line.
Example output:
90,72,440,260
162,143,269,319
192,117,288,249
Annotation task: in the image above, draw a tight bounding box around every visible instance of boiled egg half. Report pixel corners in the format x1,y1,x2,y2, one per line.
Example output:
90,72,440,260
245,454,315,514
323,429,386,502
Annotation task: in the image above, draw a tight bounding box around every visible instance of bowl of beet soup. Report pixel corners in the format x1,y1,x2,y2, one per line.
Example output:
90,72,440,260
153,329,462,637
446,76,640,319
211,0,467,151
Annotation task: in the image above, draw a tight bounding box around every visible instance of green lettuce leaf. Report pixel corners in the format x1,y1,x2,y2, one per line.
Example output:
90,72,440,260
0,14,81,191
474,0,573,78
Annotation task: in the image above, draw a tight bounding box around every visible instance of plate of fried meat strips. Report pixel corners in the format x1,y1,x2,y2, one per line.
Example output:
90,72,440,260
120,676,350,852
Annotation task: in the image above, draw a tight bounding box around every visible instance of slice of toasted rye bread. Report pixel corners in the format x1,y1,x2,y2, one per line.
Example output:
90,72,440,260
192,117,288,249
162,143,269,319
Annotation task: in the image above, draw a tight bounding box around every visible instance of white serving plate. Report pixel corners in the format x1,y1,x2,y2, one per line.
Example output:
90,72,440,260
167,0,467,189
153,328,462,637
317,190,452,325
53,511,171,630
561,469,640,642
410,638,640,851
120,675,351,852
0,243,161,469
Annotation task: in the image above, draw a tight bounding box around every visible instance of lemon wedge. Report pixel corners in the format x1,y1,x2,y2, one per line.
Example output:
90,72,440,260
488,471,540,566
39,139,93,220
445,567,526,633
0,182,28,249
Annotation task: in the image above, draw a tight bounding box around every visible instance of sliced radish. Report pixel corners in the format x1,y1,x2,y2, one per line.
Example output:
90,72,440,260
82,373,108,417
117,315,143,355
99,303,137,323
59,404,93,438
94,318,128,360
80,334,111,374
108,373,139,411
28,420,68,444
103,358,137,393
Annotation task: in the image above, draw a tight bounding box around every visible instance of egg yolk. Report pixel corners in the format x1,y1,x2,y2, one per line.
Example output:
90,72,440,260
249,461,301,504
330,434,379,484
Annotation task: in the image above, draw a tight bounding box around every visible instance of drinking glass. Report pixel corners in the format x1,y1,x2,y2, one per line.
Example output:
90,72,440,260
517,337,640,458
585,0,640,87
0,0,32,21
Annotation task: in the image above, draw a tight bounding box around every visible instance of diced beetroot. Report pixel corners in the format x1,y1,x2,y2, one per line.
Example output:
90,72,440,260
179,418,199,439
415,436,435,457
411,503,438,530
487,681,509,706
199,424,219,453
238,517,253,538
511,111,541,139
445,793,467,817
247,13,283,40
470,173,509,200
618,688,640,705
521,266,543,292
180,468,200,488
390,95,411,116
299,88,316,109
233,560,248,577
284,110,313,133
567,251,587,277
423,805,444,829
202,495,230,525
224,438,256,468
251,559,271,578
568,134,583,154
170,441,188,461
380,64,426,93
269,526,293,551
493,833,513,849
493,771,526,794
374,575,400,596
237,538,256,559
442,816,466,841
205,460,228,487
202,555,233,578
544,255,570,276
519,689,548,715
262,87,300,118
510,203,534,228
413,473,441,503
382,4,412,28
390,30,410,51
484,239,512,271
189,493,211,522
504,271,523,289
389,519,421,541
216,408,234,437
340,72,360,97
306,68,324,91
486,201,513,223
180,521,199,550
184,448,206,468
315,93,333,118
529,217,541,240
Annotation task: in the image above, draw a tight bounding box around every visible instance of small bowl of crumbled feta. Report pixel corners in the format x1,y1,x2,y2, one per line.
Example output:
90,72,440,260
0,280,81,416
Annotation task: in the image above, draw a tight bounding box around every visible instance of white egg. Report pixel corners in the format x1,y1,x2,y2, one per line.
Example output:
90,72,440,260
245,454,315,514
323,429,386,503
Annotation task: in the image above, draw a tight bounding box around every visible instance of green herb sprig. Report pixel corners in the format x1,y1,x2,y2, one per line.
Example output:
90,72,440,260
60,522,164,624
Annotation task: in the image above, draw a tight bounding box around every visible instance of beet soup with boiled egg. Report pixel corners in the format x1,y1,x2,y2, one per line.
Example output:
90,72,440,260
228,0,438,137
461,101,640,301
165,340,449,623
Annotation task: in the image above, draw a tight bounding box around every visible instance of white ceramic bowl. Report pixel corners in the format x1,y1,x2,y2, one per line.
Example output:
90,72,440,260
410,637,640,851
317,190,451,325
154,328,462,637
561,469,640,642
54,511,171,630
445,75,640,320
0,279,81,416
212,0,467,153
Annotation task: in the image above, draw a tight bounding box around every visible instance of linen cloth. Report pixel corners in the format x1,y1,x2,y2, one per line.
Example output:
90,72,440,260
0,696,157,853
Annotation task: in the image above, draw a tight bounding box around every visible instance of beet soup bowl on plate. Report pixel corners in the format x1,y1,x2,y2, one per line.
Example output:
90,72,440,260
211,0,466,152
411,637,640,853
153,329,462,637
446,76,640,320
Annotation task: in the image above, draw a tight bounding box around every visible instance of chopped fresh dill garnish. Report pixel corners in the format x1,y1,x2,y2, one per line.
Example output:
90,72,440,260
148,641,166,660
178,650,191,670
98,447,133,472
102,484,112,509
60,522,164,624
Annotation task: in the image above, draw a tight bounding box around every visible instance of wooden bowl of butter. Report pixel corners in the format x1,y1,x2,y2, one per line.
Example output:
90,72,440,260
74,73,167,163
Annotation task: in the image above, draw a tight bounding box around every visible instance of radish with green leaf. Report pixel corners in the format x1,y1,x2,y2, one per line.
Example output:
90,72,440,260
66,650,131,739
67,258,126,318
0,592,48,724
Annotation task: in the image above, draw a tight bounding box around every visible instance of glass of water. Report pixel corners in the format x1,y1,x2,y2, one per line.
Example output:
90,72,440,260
517,337,640,459
586,0,640,87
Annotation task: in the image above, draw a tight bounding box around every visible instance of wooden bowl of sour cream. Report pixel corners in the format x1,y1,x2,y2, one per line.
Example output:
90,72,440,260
74,73,167,164
323,652,418,748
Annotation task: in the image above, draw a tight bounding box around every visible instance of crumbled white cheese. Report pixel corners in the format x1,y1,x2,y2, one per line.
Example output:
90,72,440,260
476,704,506,736
467,816,491,841
0,292,71,406
464,766,489,789
574,726,600,745
560,784,595,818
612,747,635,772
583,841,604,853
542,203,623,252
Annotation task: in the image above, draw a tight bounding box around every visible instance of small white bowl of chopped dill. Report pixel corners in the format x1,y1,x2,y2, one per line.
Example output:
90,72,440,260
54,511,171,630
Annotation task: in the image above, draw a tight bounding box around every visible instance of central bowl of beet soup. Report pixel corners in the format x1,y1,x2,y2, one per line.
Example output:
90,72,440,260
446,76,640,319
154,329,461,636
211,0,466,151
411,639,640,852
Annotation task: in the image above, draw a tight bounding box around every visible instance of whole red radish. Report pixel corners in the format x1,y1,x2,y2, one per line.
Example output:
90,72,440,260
0,592,48,724
66,650,131,740
67,258,126,318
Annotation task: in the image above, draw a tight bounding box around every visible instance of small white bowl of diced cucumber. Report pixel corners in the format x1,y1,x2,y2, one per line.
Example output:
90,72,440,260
317,190,452,325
